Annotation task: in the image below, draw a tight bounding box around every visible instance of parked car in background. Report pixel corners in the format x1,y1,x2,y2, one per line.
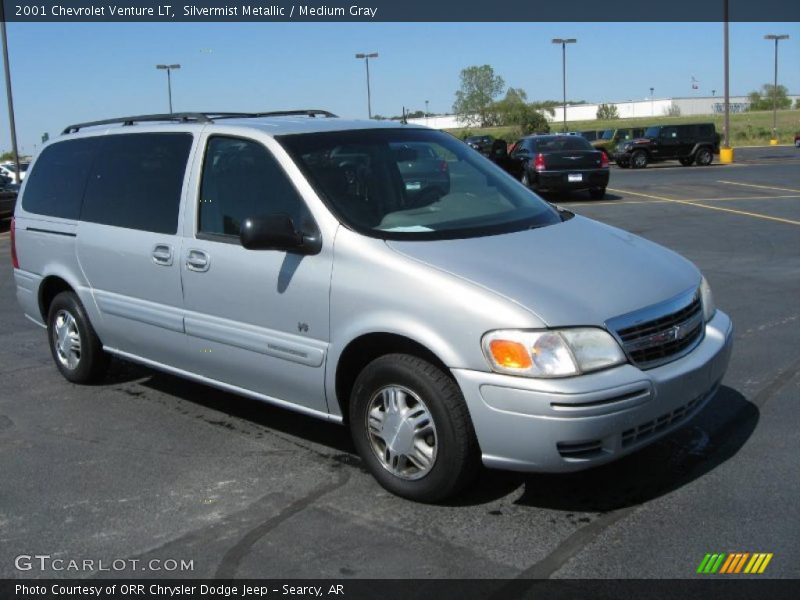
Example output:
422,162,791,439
579,130,599,141
505,134,609,199
614,123,720,169
464,135,494,155
391,142,451,207
0,177,19,218
0,161,29,184
592,128,645,158
794,132,800,147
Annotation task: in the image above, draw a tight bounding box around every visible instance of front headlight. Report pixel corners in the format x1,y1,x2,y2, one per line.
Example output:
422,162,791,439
700,276,716,322
482,328,627,378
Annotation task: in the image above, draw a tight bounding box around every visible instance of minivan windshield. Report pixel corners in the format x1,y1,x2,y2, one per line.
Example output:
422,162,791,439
278,128,561,240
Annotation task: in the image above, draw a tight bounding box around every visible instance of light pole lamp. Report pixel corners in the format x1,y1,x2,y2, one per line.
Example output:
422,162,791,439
156,64,181,114
355,52,378,119
425,99,429,123
764,34,789,143
552,38,576,132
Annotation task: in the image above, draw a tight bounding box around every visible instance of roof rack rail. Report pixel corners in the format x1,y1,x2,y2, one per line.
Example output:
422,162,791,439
61,109,339,135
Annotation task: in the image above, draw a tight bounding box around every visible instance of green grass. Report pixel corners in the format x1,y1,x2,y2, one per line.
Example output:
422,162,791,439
448,109,800,147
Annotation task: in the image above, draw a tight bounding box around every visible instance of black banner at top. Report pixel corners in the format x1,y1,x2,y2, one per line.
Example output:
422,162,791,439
2,0,799,22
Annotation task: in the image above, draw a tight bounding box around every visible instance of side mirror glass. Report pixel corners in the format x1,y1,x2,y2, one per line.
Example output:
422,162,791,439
240,214,320,254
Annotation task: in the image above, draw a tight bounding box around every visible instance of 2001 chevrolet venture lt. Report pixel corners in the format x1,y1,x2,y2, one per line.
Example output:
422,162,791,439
11,110,733,502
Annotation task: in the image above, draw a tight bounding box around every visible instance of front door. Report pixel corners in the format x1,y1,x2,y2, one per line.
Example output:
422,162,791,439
179,134,333,415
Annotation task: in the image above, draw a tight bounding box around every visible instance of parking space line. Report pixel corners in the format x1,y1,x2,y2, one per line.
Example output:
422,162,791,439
607,187,800,226
568,194,800,208
717,180,800,194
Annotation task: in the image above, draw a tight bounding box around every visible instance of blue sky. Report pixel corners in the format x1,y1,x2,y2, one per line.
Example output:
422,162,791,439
2,21,798,153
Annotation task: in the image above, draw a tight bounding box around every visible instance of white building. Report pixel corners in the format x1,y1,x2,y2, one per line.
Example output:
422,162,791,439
407,95,799,129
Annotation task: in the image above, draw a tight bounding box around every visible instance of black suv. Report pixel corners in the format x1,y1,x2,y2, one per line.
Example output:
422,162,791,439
614,123,720,169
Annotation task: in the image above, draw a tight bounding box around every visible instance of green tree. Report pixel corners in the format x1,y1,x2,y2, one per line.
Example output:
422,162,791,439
490,88,550,136
596,103,619,119
453,65,505,127
0,151,15,162
748,84,791,111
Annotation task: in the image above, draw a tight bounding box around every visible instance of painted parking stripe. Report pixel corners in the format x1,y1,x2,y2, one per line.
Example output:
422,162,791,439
717,180,800,194
607,187,800,226
568,193,800,207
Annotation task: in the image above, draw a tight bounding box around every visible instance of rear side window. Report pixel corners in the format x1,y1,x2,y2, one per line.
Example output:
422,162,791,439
22,138,99,219
81,133,192,234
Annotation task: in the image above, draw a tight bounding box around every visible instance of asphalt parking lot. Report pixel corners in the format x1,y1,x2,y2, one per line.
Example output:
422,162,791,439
1,146,798,581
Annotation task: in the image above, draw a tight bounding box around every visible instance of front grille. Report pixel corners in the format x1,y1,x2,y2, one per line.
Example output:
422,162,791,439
621,382,718,447
612,292,704,369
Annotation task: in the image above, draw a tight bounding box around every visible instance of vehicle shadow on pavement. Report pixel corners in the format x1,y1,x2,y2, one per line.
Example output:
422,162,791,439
507,385,756,512
540,192,625,204
137,368,356,455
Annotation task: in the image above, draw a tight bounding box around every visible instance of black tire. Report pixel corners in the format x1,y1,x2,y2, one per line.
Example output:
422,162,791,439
695,147,713,166
589,187,606,200
679,157,695,166
47,291,109,384
630,150,648,169
521,170,530,187
349,353,480,503
617,159,630,169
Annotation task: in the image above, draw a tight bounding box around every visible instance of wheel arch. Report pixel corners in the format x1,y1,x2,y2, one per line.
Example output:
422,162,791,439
333,332,452,424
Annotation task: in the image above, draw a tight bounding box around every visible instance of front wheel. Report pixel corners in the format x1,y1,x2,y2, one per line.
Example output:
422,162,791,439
630,150,648,169
349,354,479,503
47,291,109,383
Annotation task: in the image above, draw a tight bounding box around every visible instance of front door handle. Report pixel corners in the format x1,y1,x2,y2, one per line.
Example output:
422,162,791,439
186,249,210,272
152,244,174,266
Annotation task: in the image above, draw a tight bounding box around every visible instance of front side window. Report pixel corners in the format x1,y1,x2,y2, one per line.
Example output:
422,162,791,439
81,133,192,234
278,128,560,240
198,136,313,238
645,126,662,138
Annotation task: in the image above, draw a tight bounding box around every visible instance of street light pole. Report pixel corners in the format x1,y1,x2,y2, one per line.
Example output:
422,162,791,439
650,87,654,116
0,5,21,184
355,52,378,119
552,38,576,133
425,99,429,124
156,64,181,114
764,34,789,144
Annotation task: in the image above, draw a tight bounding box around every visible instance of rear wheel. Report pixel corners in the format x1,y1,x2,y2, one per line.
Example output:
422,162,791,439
349,354,479,503
630,150,648,169
521,171,530,187
589,187,606,200
617,159,630,169
695,147,713,166
47,291,109,384
679,156,695,166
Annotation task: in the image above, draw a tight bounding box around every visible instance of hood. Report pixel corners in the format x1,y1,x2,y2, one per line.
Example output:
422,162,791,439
385,215,700,328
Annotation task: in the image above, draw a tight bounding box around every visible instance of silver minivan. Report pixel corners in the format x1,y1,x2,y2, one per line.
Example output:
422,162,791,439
11,111,733,502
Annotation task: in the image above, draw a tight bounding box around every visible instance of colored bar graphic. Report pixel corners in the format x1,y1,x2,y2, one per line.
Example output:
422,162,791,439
758,554,773,574
701,552,774,574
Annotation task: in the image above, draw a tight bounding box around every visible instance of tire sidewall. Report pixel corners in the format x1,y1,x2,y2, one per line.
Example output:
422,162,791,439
47,292,103,383
350,356,473,502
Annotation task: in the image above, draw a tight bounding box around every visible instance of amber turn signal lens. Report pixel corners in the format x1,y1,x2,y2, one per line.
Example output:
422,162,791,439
488,339,532,369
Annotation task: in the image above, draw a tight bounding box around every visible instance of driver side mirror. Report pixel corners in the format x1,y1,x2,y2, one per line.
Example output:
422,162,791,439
240,214,321,255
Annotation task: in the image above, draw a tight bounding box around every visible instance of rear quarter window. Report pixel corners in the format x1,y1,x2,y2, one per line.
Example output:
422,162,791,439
21,137,100,219
81,133,192,234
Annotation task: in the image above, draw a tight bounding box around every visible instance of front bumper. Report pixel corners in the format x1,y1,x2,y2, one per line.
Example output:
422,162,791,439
452,310,733,473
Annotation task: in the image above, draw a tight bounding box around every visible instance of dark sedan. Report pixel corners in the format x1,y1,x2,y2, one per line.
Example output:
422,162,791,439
0,177,18,219
391,142,451,207
504,135,609,199
464,135,494,155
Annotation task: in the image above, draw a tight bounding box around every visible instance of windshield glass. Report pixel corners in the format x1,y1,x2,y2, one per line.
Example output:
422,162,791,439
279,128,560,240
644,126,661,138
600,129,614,140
